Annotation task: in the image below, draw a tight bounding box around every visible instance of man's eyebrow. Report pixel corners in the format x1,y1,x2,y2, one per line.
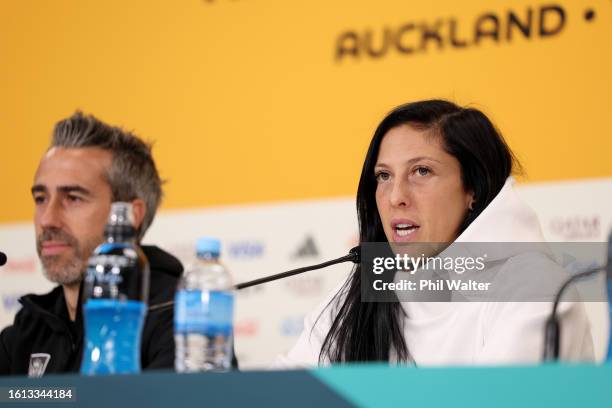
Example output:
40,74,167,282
57,185,93,196
30,184,93,196
31,185,46,195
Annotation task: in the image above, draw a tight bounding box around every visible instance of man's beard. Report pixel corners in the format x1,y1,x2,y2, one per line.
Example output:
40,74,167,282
36,228,101,286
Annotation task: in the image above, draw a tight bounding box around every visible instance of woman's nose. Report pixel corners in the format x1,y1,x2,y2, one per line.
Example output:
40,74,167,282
389,180,410,208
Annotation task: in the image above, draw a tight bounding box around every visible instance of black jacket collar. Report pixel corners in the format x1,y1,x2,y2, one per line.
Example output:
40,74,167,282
18,245,182,328
142,245,183,278
18,285,83,348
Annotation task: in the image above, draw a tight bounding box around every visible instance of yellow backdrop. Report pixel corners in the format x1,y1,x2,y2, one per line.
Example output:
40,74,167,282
1,0,610,223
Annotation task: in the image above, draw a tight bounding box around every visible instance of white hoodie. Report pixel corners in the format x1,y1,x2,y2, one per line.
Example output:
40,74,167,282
275,178,594,367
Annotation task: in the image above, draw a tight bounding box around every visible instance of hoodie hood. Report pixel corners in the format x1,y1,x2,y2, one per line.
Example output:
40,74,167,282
440,177,551,263
394,177,564,328
456,177,545,243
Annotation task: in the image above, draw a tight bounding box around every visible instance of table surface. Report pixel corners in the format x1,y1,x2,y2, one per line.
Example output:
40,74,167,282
0,363,609,407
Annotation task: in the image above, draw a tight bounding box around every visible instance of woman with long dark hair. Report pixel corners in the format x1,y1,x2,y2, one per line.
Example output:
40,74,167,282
277,99,593,366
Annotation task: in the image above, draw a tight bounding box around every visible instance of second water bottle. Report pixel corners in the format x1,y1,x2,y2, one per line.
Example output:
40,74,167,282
174,238,234,372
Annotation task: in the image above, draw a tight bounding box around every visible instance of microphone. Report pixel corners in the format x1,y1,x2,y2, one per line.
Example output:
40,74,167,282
542,233,611,361
147,247,361,312
0,251,6,266
234,246,361,290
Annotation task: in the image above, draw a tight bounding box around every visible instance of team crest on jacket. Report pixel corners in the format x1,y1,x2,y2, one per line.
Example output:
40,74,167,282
28,353,51,378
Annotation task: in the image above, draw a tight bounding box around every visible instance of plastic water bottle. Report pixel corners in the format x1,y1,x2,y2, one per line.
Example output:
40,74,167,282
174,238,234,372
81,202,150,375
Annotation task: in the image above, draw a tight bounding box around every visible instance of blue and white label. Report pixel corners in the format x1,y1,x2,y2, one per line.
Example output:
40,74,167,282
175,290,234,336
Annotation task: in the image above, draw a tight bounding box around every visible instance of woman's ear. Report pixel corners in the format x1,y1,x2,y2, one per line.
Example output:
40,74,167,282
466,191,476,211
130,199,147,231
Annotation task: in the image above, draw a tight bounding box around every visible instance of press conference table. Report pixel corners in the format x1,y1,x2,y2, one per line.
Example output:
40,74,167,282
0,363,609,407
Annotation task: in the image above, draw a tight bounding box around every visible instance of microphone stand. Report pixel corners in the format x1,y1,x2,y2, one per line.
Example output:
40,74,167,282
148,247,361,312
234,246,360,290
542,264,606,361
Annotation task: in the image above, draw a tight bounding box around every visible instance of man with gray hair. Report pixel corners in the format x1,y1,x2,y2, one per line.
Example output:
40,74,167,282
0,112,183,376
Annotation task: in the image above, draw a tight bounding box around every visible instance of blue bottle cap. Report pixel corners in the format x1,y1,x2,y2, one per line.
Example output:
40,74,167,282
196,237,221,258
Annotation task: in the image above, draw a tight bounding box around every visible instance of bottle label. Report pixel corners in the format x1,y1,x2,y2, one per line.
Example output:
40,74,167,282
84,242,148,302
175,290,234,336
81,299,146,375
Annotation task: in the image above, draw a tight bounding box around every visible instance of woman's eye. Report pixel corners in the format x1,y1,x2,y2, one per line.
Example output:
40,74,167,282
375,172,390,182
415,167,431,176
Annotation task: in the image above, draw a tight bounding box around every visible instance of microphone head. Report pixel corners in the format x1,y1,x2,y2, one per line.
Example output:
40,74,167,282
543,315,561,361
0,251,6,266
349,246,361,263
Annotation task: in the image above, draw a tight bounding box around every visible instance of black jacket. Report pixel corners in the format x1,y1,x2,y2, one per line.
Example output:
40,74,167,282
0,245,183,376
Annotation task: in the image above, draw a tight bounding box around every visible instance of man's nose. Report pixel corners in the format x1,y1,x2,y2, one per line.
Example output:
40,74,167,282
39,198,64,229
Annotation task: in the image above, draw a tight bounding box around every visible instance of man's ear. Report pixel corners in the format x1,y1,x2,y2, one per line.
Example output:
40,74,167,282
131,199,147,231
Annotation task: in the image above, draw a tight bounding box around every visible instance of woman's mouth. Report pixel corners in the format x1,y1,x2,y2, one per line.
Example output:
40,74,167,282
392,220,420,241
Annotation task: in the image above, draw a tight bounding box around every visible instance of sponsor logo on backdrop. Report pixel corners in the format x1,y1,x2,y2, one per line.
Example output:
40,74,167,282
549,215,600,240
0,257,37,274
234,319,259,337
291,235,320,259
279,316,304,337
335,3,600,61
2,293,24,312
228,240,265,260
166,240,265,263
284,276,324,297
